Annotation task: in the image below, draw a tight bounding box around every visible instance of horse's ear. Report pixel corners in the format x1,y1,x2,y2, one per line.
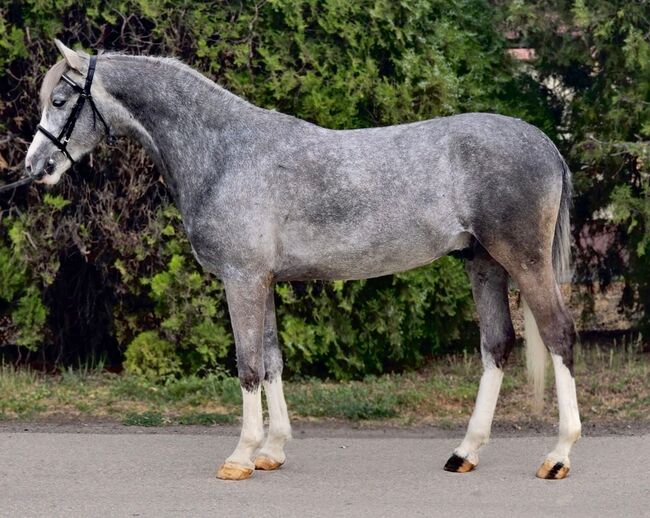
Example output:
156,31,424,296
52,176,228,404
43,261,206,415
54,39,86,72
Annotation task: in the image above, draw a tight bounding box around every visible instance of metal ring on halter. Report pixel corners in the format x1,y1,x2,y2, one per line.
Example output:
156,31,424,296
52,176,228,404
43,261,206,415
44,153,64,175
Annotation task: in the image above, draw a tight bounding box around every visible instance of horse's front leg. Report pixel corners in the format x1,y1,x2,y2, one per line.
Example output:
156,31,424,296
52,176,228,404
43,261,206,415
216,276,269,481
255,285,292,471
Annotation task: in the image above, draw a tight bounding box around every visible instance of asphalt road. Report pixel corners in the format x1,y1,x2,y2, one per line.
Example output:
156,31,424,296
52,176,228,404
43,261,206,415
0,427,648,517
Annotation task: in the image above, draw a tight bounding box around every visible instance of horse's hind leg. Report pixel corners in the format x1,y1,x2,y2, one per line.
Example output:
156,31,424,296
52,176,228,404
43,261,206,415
444,245,515,473
254,285,292,471
216,276,268,481
513,265,581,480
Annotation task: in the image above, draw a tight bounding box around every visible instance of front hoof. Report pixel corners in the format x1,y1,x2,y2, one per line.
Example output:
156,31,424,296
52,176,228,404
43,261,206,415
443,453,476,473
536,459,570,480
216,462,254,480
254,455,284,471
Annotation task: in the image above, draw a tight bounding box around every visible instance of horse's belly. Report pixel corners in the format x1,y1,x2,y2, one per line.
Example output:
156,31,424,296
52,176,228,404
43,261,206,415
273,227,471,281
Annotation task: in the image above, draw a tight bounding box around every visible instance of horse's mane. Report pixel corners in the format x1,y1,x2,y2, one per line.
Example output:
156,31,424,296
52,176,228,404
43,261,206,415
40,52,244,109
102,53,243,104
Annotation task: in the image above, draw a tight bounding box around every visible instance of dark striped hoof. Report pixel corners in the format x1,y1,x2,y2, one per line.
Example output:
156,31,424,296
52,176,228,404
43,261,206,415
536,459,570,480
443,453,476,473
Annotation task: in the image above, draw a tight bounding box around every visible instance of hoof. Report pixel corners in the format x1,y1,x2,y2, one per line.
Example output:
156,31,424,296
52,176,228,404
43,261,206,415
443,453,476,473
216,462,254,480
536,459,570,480
254,455,284,471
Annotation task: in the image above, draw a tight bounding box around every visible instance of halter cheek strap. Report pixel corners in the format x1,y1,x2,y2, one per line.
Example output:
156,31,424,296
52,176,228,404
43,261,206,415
36,53,114,166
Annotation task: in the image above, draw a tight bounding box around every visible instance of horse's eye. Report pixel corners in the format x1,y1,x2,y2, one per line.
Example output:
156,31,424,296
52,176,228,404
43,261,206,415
52,99,66,108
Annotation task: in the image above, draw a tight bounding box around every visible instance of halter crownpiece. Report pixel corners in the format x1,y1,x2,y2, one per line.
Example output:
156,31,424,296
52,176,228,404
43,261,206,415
0,52,115,195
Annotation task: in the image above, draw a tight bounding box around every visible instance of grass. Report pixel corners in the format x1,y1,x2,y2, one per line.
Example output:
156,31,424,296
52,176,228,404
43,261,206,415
0,338,648,428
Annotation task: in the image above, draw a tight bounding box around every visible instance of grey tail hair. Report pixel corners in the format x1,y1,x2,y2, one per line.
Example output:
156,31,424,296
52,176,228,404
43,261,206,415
524,156,573,411
552,157,573,284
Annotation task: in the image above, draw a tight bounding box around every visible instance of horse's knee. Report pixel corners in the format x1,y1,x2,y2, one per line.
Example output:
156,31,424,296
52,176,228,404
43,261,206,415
562,422,581,444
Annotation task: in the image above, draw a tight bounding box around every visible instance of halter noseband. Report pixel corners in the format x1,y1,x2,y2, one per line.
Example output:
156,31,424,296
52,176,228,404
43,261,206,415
36,53,115,165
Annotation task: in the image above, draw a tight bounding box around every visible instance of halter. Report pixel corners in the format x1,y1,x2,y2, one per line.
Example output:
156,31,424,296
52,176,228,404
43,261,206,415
0,53,114,195
37,54,115,164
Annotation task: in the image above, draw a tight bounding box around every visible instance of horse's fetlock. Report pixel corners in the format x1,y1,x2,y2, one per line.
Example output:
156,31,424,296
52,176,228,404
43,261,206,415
473,431,490,447
270,423,292,441
563,423,581,443
240,428,264,450
250,430,265,448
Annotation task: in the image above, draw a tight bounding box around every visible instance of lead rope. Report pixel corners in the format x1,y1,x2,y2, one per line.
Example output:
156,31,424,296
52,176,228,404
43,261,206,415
0,175,37,194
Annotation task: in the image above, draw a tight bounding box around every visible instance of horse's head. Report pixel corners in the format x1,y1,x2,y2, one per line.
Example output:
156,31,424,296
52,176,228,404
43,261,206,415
25,40,113,185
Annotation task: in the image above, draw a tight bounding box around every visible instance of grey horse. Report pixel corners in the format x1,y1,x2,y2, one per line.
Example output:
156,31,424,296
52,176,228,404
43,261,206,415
24,41,580,481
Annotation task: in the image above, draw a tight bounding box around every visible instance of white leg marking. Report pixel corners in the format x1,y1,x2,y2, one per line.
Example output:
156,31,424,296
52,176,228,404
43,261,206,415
226,387,264,468
258,378,292,463
547,354,581,465
455,367,504,465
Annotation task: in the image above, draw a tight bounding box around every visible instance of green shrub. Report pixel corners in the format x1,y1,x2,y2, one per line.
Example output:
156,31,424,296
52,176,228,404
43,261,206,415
0,220,49,351
276,257,473,379
118,206,233,378
506,0,650,337
123,331,182,380
11,288,48,350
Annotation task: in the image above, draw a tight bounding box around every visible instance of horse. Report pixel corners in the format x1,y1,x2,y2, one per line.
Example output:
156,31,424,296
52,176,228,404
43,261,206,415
24,40,581,481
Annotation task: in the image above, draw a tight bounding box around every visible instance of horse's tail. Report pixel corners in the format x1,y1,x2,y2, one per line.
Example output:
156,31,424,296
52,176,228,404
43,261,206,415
524,156,573,410
552,157,573,284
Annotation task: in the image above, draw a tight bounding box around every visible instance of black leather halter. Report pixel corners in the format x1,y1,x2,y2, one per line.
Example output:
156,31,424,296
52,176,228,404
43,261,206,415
36,53,115,164
0,53,114,195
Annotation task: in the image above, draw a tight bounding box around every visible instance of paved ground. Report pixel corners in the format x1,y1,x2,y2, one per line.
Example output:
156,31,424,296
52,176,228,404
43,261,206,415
0,427,648,517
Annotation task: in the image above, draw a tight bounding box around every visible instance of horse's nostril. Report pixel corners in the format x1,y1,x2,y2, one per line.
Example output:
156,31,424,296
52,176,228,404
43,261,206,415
25,158,33,174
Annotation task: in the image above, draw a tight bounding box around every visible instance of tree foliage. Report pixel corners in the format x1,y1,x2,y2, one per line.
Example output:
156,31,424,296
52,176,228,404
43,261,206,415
505,0,650,333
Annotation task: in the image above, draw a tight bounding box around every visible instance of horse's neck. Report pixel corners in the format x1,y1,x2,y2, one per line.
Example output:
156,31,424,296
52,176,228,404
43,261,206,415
100,55,252,199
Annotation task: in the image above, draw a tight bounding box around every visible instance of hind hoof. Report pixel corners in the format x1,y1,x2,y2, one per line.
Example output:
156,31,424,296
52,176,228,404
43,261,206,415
444,453,476,473
216,462,254,480
536,459,570,480
254,455,284,471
